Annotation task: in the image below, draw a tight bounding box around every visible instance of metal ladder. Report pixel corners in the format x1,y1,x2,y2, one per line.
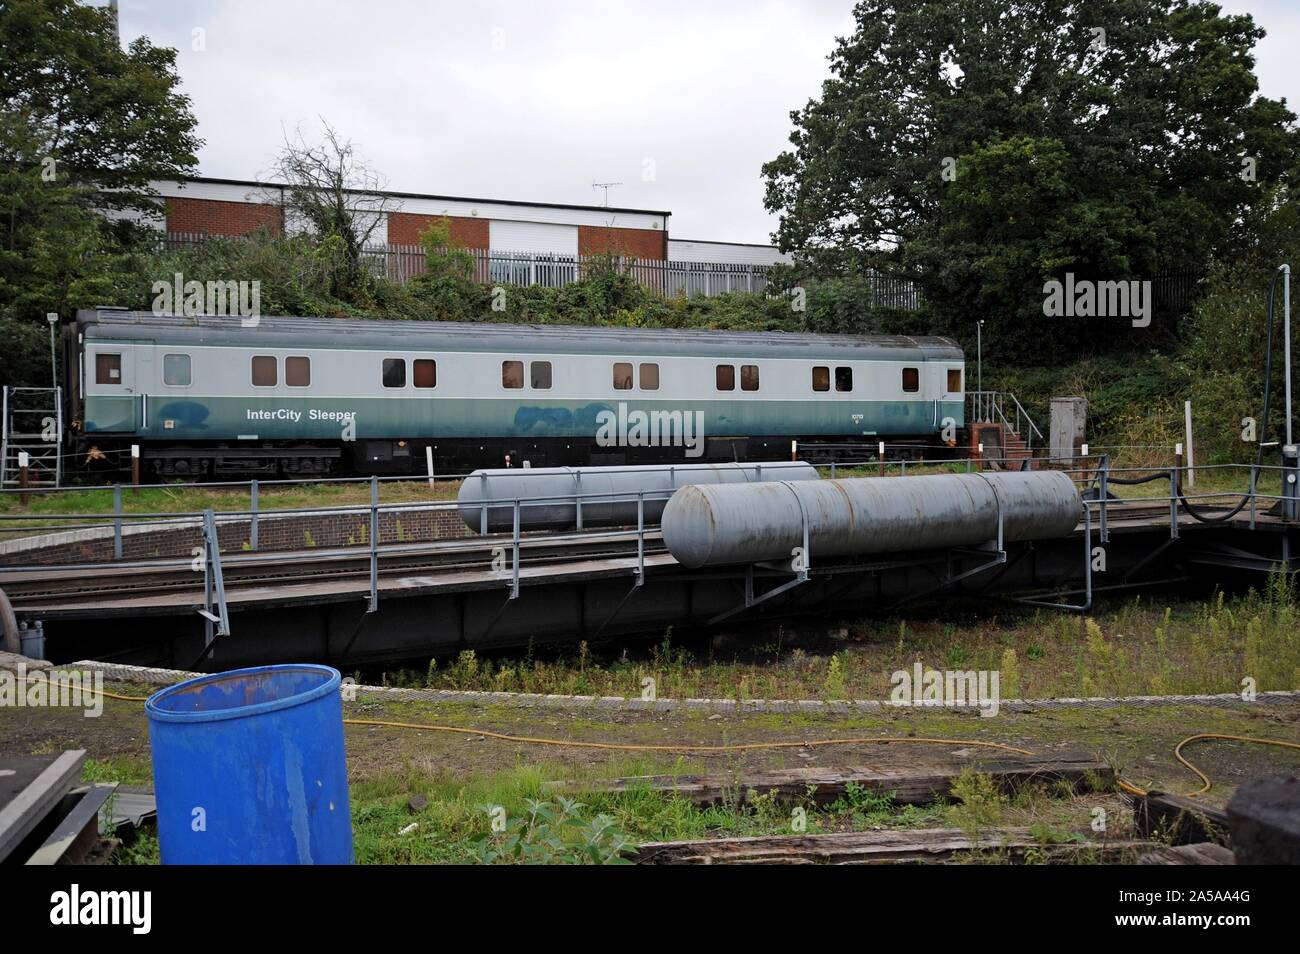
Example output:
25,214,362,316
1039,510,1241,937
1,386,63,488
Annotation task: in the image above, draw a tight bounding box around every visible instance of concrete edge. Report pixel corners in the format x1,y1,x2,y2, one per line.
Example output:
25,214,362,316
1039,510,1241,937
68,660,1300,714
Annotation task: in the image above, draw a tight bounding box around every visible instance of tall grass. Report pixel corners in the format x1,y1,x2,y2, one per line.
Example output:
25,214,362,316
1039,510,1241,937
391,590,1300,701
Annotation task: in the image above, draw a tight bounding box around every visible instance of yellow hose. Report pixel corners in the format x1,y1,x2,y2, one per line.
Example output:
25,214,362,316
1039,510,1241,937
341,718,1033,755
1118,732,1300,798
28,677,1300,798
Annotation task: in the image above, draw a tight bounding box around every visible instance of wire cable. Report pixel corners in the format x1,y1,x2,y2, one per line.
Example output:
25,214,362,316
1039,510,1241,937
27,675,1300,799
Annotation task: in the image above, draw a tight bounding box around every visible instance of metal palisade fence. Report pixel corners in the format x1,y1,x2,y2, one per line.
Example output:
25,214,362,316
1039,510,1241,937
368,243,780,297
159,233,1209,314
379,244,930,307
162,231,782,297
163,232,925,303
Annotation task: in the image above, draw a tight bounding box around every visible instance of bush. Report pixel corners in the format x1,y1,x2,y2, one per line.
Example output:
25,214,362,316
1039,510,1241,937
0,315,54,388
473,797,632,865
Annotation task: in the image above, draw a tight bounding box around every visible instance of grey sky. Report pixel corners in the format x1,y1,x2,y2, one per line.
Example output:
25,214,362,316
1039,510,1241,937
114,1,1299,245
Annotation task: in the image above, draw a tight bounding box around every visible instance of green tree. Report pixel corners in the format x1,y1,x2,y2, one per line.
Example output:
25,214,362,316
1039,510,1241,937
763,0,1299,360
1,0,200,382
406,217,487,319
1177,192,1300,463
1,0,200,214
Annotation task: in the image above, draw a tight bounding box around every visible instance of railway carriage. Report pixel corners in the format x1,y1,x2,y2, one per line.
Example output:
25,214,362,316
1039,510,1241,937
66,309,965,476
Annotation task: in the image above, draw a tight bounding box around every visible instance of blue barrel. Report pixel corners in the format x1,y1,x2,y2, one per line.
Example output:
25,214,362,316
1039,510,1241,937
145,664,353,864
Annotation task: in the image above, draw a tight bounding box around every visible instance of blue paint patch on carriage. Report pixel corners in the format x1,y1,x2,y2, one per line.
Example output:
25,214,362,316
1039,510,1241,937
513,403,644,435
514,405,577,432
574,403,612,429
157,401,212,430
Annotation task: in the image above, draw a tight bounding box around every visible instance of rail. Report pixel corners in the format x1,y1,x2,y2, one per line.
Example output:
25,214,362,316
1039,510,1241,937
3,456,1293,569
2,454,1296,653
0,482,683,643
967,390,1045,450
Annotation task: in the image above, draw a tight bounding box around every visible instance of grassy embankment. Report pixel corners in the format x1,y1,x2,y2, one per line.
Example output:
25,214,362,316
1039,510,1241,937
32,680,1295,865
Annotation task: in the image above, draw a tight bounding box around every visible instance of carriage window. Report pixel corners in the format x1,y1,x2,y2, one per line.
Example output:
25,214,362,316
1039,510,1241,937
947,368,962,393
163,353,190,387
414,359,437,389
95,353,122,385
531,361,552,389
502,360,523,389
383,358,406,388
613,362,633,390
286,356,311,388
902,367,920,392
812,366,829,392
741,364,759,391
716,365,735,390
835,366,853,392
639,363,659,390
252,355,277,387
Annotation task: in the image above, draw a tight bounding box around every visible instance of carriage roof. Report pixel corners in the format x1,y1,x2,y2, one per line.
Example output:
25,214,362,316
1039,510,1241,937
77,309,963,361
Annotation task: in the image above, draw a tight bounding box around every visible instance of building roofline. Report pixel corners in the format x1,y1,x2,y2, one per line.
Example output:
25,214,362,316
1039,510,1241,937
164,176,673,220
669,237,784,250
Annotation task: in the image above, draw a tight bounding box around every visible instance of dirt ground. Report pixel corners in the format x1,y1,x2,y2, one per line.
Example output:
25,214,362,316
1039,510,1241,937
6,680,1299,809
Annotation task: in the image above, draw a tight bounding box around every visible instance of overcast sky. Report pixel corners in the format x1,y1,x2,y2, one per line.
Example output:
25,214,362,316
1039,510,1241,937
112,0,1300,245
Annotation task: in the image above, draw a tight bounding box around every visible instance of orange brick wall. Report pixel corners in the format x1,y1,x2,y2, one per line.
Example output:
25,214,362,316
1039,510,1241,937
163,198,664,259
166,197,283,236
578,225,666,260
388,212,489,249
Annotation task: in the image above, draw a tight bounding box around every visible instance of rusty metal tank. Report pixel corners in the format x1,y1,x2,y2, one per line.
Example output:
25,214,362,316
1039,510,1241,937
661,470,1082,568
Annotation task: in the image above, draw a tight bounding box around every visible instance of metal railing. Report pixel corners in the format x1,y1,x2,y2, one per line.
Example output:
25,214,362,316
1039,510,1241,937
2,454,1296,647
1,387,63,489
3,454,1291,563
0,479,681,648
1073,456,1298,540
162,232,778,298
372,246,782,297
968,391,1045,451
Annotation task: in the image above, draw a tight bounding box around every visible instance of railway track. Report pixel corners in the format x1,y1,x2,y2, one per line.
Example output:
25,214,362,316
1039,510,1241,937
1083,499,1258,527
0,530,666,606
0,498,1263,615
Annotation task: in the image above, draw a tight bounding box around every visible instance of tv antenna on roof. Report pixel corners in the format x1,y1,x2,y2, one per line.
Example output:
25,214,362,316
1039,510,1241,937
592,180,623,207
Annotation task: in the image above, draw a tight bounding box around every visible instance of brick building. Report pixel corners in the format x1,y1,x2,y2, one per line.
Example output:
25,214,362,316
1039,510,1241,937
138,177,790,269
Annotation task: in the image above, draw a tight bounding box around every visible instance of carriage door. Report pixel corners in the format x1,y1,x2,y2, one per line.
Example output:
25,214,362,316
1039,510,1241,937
86,342,140,432
134,342,155,432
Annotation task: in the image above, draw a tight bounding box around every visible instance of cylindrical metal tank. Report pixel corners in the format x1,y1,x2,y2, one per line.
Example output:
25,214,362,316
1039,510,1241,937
145,664,353,865
662,471,1082,568
458,461,819,533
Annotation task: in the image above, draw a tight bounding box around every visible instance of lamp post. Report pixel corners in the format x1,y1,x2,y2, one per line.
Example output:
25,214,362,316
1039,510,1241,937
1284,264,1292,447
47,313,58,389
976,319,985,421
1281,265,1296,520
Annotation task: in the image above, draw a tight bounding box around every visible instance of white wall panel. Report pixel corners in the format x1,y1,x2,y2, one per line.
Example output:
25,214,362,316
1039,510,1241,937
668,239,790,266
150,179,271,204
490,220,579,256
